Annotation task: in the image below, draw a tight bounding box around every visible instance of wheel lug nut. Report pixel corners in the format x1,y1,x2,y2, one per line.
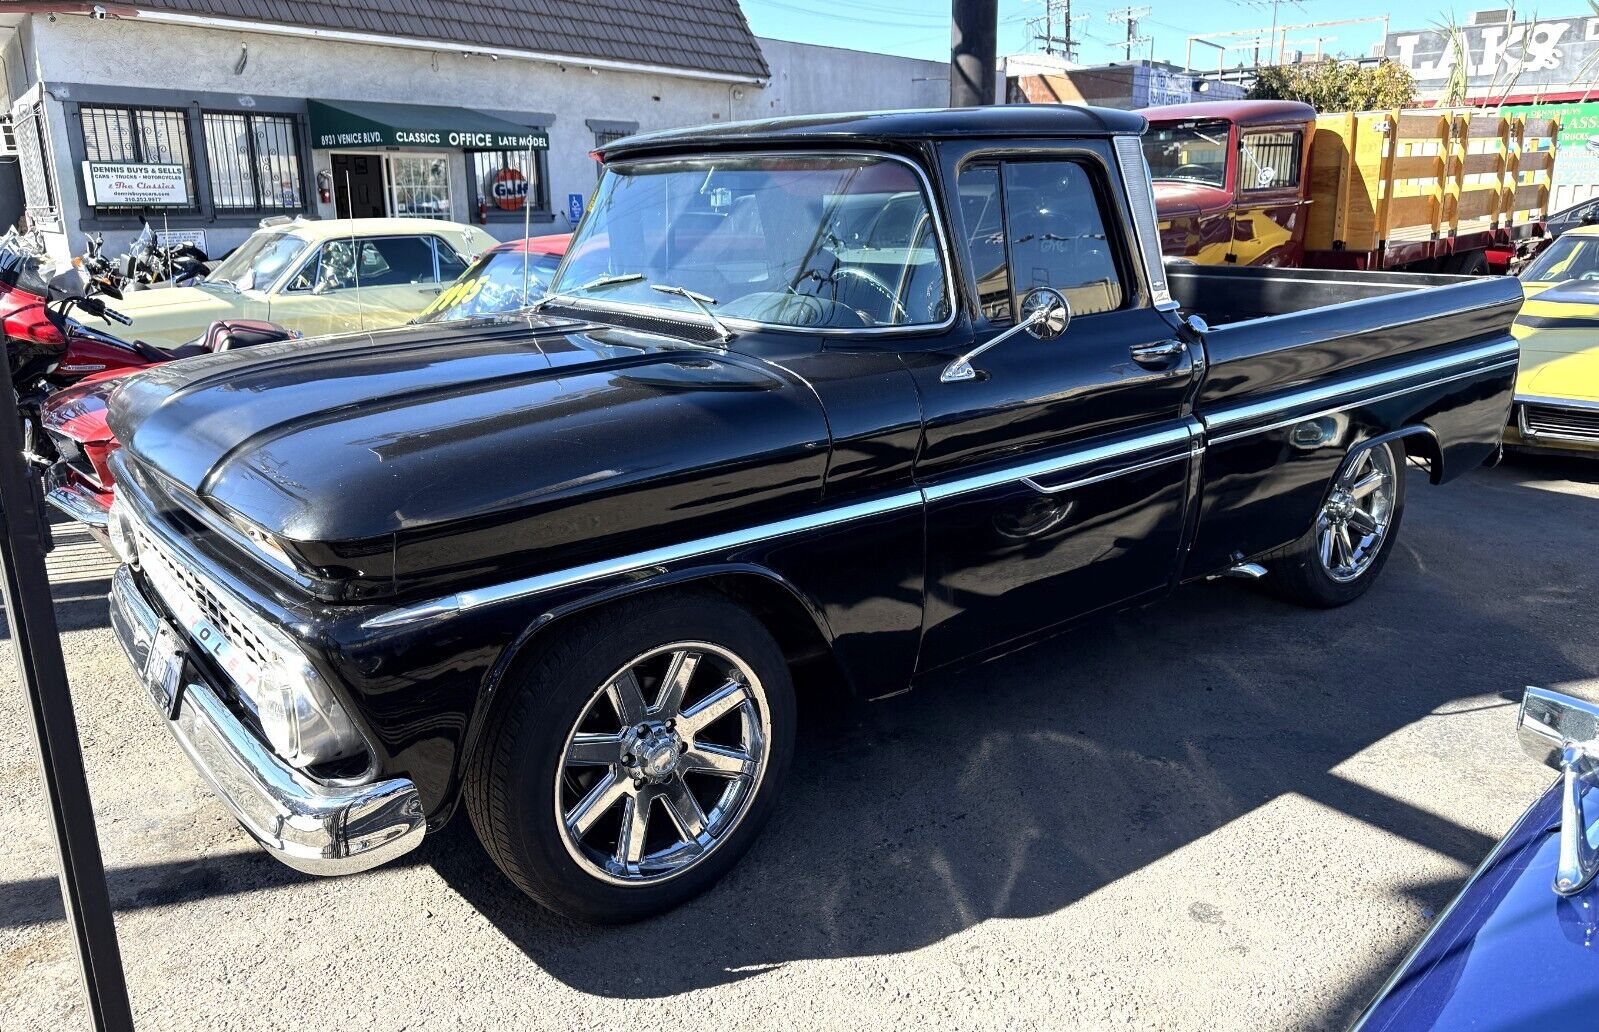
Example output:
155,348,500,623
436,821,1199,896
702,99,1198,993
633,778,646,789
622,753,634,765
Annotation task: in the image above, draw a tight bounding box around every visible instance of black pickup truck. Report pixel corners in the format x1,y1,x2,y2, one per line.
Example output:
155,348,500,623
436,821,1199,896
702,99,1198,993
104,107,1521,923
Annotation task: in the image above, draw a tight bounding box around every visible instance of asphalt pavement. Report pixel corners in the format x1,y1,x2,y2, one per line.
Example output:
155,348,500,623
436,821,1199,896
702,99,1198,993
3,454,1596,1031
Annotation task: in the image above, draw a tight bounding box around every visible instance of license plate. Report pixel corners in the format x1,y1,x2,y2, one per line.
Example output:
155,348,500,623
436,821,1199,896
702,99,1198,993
143,623,185,717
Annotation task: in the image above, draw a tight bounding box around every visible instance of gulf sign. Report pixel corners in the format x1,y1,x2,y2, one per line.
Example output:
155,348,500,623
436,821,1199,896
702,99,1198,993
491,168,529,211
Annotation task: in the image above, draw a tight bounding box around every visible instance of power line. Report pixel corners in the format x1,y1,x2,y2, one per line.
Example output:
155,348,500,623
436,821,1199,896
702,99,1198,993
1028,0,1088,62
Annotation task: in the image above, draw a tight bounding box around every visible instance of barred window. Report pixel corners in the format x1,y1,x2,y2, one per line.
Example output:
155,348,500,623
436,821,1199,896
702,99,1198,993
202,112,304,212
79,104,196,211
1239,131,1301,191
469,149,546,218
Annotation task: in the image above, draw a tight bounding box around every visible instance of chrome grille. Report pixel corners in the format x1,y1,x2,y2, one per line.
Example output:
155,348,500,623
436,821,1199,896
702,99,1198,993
129,517,279,682
1524,403,1599,442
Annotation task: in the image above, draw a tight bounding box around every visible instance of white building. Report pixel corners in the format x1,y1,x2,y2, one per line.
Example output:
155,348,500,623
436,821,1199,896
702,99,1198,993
0,0,949,260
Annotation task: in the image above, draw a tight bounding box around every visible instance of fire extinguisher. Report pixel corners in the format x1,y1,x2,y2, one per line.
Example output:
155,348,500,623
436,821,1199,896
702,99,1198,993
477,198,489,225
317,170,333,206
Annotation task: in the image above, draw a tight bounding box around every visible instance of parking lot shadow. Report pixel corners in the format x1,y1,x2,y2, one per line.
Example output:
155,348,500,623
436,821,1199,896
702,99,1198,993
426,463,1597,1016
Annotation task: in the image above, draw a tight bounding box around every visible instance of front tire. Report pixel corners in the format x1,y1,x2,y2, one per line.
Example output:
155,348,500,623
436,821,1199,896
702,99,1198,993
1266,441,1407,608
465,590,795,923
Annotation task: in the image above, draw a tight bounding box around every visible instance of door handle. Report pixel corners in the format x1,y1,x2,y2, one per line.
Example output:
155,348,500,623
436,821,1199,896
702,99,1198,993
1130,340,1187,367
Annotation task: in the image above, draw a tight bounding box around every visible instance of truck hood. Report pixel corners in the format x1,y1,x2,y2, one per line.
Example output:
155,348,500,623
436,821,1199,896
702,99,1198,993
1151,179,1233,218
109,316,831,592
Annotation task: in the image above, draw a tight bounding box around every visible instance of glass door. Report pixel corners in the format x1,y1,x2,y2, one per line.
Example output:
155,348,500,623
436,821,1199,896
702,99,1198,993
386,154,452,219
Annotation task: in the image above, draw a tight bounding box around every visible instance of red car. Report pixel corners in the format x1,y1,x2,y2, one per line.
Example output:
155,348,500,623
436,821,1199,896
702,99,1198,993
42,233,569,539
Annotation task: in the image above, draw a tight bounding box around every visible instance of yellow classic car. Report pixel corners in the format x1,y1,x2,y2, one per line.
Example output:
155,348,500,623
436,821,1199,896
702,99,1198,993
1506,225,1599,456
108,217,487,348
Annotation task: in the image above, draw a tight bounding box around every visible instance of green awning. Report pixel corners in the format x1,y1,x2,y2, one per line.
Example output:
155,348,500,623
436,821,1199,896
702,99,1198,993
307,100,548,151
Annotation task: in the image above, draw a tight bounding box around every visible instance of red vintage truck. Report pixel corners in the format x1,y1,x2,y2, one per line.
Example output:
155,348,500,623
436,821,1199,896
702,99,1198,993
1135,100,1558,273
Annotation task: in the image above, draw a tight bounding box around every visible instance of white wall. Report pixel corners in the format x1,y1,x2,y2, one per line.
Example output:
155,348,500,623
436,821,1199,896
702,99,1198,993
16,16,958,257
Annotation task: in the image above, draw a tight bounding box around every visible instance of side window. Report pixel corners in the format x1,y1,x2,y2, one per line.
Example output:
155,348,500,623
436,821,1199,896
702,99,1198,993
1001,161,1126,317
958,165,1013,325
285,245,322,292
356,236,437,286
1239,131,1301,191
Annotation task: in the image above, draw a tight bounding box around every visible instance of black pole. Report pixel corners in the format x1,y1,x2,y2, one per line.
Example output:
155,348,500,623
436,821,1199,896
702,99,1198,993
951,0,998,107
0,357,134,1028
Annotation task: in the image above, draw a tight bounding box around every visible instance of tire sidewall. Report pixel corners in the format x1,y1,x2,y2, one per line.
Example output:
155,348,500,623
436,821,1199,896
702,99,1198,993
487,593,795,923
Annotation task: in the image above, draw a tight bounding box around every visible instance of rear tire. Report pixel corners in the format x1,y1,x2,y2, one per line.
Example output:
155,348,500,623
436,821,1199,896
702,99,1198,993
1266,441,1407,608
465,590,795,923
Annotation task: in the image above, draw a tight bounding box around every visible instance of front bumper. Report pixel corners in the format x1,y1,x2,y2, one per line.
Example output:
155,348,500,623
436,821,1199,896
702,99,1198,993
110,565,425,875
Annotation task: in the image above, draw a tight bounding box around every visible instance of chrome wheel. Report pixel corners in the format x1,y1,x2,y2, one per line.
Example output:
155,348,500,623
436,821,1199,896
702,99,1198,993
1317,444,1397,583
554,642,771,886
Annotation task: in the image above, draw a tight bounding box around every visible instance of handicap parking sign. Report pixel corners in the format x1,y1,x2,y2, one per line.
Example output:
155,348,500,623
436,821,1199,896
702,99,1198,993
567,193,585,224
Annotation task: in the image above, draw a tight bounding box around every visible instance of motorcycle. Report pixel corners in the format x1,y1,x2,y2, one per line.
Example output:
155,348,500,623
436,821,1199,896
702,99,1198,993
120,219,210,289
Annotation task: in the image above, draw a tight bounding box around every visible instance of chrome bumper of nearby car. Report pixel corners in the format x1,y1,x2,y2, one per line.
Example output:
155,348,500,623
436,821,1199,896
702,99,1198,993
110,565,425,875
43,465,110,530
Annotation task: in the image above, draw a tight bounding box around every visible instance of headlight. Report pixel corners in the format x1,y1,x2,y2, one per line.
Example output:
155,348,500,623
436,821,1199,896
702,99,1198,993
133,516,364,769
233,610,365,768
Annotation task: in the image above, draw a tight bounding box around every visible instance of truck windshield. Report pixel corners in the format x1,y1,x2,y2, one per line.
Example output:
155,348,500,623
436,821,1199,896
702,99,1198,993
1522,234,1599,283
550,153,951,330
1142,121,1230,189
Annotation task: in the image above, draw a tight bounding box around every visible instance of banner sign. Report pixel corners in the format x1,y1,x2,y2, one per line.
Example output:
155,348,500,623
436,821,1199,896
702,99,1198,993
1385,16,1599,90
81,162,190,207
308,101,549,151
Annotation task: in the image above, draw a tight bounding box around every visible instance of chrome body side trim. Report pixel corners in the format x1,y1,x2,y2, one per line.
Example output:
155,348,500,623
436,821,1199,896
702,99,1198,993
1204,341,1519,444
111,567,425,876
922,423,1195,504
363,489,926,630
1021,445,1197,496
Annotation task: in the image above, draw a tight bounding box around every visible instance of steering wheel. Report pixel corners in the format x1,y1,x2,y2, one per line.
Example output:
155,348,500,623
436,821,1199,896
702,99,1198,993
1172,164,1215,180
828,267,909,323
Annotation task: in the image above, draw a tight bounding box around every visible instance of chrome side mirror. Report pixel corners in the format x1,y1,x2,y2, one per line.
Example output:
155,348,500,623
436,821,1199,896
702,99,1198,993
942,287,1070,384
1519,687,1599,895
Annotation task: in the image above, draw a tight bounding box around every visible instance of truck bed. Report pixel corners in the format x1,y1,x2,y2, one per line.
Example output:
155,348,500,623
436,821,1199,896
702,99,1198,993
1169,262,1524,579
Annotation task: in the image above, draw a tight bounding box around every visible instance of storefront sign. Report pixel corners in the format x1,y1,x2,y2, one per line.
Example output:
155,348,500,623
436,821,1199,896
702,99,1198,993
1385,15,1599,90
81,162,190,207
1144,68,1192,108
1503,100,1599,210
308,100,549,151
489,168,528,211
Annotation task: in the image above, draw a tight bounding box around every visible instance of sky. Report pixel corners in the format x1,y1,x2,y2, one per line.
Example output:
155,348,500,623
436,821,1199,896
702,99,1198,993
737,0,1456,70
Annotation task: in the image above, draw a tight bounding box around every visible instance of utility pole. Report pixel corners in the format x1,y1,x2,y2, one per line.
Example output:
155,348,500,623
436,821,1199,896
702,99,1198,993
1029,0,1085,63
951,0,998,107
1106,6,1152,62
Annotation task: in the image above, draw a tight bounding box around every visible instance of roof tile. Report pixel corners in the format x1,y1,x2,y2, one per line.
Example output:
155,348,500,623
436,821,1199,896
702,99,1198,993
88,0,770,77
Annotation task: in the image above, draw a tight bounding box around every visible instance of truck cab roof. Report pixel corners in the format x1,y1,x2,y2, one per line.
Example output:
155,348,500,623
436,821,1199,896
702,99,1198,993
1140,100,1315,127
601,105,1149,161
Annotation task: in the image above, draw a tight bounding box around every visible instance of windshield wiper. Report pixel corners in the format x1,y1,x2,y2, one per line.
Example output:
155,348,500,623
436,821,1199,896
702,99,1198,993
528,272,643,313
651,283,734,343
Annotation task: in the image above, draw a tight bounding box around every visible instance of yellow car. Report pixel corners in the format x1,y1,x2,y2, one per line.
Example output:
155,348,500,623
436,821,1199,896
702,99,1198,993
1506,225,1599,456
107,218,487,348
